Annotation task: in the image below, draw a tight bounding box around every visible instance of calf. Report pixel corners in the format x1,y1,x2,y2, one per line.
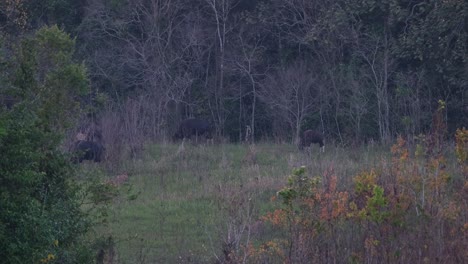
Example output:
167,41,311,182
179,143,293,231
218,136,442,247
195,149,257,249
72,140,105,163
173,118,212,142
299,130,325,153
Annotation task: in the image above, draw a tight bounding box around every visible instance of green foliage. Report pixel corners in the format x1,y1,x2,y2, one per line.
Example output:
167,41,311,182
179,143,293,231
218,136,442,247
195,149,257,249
0,106,93,263
0,24,96,264
35,25,75,64
352,171,390,224
278,166,321,206
13,25,88,133
366,185,388,223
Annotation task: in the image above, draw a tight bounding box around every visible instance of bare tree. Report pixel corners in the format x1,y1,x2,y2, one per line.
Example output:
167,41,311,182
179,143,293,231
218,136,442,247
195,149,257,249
203,0,240,137
347,71,370,142
81,0,201,139
232,31,266,143
394,70,427,142
354,24,396,144
259,61,319,145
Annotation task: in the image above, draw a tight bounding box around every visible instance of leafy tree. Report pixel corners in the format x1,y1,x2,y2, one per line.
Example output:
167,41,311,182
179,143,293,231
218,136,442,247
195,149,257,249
0,105,93,263
0,25,94,264
14,25,88,133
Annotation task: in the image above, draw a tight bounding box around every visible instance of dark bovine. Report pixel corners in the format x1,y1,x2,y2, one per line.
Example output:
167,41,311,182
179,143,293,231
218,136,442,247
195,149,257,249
173,118,212,141
72,140,105,163
299,130,325,152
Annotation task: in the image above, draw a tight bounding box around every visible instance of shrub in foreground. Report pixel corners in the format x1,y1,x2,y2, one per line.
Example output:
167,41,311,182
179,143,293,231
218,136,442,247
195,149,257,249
0,107,93,263
245,129,468,263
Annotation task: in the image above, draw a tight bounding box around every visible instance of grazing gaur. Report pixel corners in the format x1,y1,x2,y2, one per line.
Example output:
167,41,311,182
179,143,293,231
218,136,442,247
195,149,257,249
299,130,325,153
173,118,212,142
72,140,105,163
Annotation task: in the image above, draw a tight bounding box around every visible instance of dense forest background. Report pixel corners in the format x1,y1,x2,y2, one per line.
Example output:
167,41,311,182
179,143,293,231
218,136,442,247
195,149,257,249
1,0,467,145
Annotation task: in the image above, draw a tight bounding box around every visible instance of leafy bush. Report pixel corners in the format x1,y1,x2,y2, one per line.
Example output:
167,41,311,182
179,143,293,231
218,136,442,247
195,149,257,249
0,106,93,263
0,25,94,263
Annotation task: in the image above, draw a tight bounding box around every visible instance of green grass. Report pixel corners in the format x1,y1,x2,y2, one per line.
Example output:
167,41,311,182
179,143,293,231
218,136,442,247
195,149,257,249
88,142,390,263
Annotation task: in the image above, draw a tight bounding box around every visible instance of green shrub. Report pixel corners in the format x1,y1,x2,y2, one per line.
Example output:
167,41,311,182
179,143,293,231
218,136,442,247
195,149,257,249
0,105,93,263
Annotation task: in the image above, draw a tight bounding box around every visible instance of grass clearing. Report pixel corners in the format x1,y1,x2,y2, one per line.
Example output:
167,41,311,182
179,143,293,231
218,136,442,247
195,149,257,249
85,142,393,263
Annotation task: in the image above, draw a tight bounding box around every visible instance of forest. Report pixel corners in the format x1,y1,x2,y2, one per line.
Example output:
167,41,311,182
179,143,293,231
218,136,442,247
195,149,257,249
0,0,467,263
1,0,467,144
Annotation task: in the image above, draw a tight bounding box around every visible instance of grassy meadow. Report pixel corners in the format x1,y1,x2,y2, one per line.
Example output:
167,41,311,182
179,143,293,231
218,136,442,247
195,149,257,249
81,134,467,264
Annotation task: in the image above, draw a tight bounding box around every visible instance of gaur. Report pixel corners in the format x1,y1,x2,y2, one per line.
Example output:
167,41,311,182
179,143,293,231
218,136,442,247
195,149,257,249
72,140,105,163
299,130,325,152
173,118,212,141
